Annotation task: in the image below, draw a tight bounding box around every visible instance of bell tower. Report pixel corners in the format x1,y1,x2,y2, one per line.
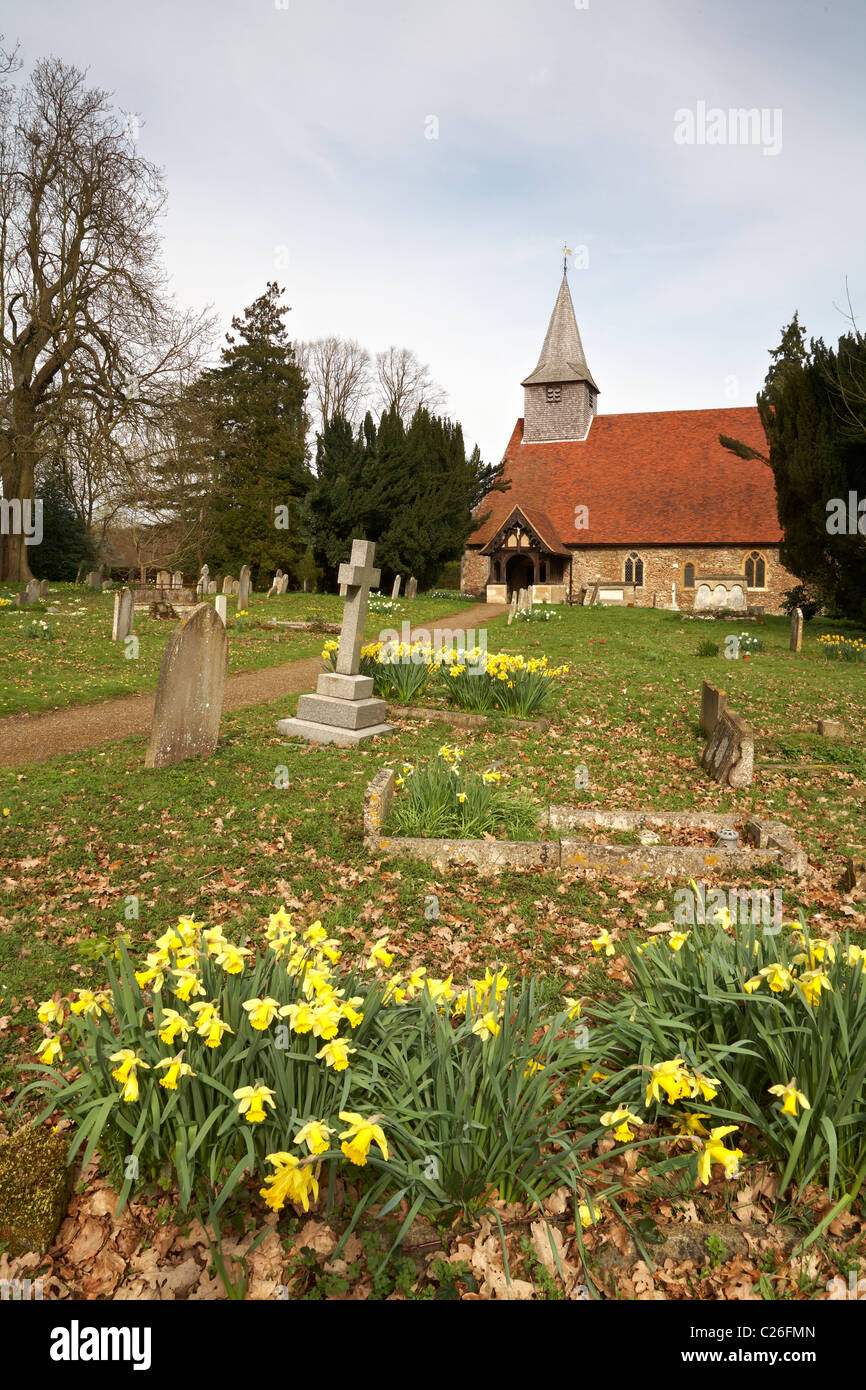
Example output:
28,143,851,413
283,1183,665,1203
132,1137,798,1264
521,269,598,443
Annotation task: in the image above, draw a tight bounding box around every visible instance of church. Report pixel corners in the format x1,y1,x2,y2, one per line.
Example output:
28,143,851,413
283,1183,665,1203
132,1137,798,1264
461,270,794,613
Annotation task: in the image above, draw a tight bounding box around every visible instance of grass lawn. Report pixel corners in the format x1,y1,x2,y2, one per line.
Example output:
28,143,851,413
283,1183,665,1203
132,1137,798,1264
0,585,477,715
1,602,864,1300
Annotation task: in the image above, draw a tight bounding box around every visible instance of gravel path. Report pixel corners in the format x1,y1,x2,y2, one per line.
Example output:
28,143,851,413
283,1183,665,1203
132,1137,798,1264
0,602,506,767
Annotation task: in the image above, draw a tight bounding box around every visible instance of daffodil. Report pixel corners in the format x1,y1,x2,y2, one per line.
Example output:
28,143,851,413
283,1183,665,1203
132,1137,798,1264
674,1112,712,1139
215,942,252,975
37,1035,63,1065
280,1000,316,1034
310,1002,342,1039
424,974,454,1004
472,1011,500,1042
338,1112,389,1166
795,968,833,1008
70,989,113,1018
696,1126,743,1184
591,928,615,957
242,996,281,1031
110,1049,150,1103
339,996,364,1028
600,1108,642,1142
563,996,582,1021
260,1152,319,1213
37,998,65,1028
294,1119,334,1155
758,962,793,994
155,1054,195,1090
367,937,394,969
171,969,206,1003
743,975,763,994
523,1059,545,1079
578,1202,601,1228
668,931,690,952
645,1057,694,1106
233,1084,276,1123
768,1079,811,1117
691,1071,719,1103
316,1039,355,1071
158,1008,192,1045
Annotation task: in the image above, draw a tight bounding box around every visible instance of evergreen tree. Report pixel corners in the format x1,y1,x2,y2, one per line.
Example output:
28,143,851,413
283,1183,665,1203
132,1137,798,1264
30,460,94,579
200,283,311,585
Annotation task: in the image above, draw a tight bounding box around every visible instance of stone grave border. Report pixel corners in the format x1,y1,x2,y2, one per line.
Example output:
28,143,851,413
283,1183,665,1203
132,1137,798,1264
385,705,548,734
362,770,807,877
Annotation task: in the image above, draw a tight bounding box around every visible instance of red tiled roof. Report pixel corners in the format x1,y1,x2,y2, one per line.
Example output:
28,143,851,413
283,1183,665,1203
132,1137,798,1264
471,407,780,547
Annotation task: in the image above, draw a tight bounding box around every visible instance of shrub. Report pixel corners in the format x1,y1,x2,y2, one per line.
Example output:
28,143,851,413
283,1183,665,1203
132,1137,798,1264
434,647,569,717
583,911,866,1199
736,632,765,655
697,639,720,657
387,746,536,840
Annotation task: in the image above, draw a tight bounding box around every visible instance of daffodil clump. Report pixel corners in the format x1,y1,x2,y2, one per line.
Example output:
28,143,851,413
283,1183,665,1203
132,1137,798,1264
817,633,866,663
584,909,866,1197
23,907,612,1225
388,746,536,840
321,641,569,716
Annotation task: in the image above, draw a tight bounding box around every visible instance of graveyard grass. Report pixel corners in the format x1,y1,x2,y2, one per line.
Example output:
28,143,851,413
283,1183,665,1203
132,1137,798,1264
0,586,478,716
2,603,865,1300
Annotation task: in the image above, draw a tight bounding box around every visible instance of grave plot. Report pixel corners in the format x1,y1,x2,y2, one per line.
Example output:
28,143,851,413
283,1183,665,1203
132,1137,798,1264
363,769,807,877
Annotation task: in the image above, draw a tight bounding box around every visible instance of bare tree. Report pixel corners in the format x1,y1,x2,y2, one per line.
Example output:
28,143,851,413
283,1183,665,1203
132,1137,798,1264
373,345,446,422
296,335,371,435
0,56,213,580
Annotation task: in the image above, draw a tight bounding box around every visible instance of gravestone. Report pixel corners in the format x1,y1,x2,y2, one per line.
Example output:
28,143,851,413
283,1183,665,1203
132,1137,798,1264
13,592,26,609
25,579,40,605
267,579,278,598
76,562,89,585
700,680,727,738
587,578,601,607
101,580,114,592
507,592,518,626
279,575,290,594
701,707,754,789
670,583,679,611
172,571,183,589
231,579,240,596
406,576,417,599
277,538,393,746
790,607,803,653
391,575,401,600
157,570,170,589
111,587,135,642
39,579,50,598
145,604,228,769
215,594,227,626
87,571,101,590
694,583,712,613
207,580,217,594
222,576,234,595
817,718,844,738
238,564,251,610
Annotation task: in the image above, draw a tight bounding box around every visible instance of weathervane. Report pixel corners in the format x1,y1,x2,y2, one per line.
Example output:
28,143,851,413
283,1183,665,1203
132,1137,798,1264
563,243,573,274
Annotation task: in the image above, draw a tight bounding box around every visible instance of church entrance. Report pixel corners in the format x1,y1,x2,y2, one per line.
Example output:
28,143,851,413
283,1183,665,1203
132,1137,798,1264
505,554,534,599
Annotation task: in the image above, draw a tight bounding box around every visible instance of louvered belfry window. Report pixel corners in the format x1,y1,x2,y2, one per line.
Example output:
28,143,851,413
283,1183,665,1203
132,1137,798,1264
545,385,562,403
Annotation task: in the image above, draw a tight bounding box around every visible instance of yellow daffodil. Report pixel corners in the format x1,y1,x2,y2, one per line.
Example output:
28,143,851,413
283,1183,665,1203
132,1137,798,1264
316,1039,355,1071
280,1000,316,1034
696,1126,743,1184
674,1112,712,1139
600,1108,642,1142
338,1111,389,1166
294,1119,334,1155
155,1054,195,1090
233,1084,276,1123
37,1035,63,1065
472,1011,501,1042
158,1008,192,1045
795,968,833,1008
339,996,365,1028
110,1049,150,1103
578,1202,601,1228
37,998,65,1028
203,926,228,956
691,1071,719,1103
744,975,763,994
260,1152,319,1213
367,938,394,969
523,1059,545,1079
70,989,113,1018
768,1079,811,1117
266,907,295,940
242,996,281,1031
669,931,690,952
591,928,615,957
425,974,454,1004
645,1057,693,1106
563,996,582,1021
310,1003,342,1039
215,942,252,975
758,962,793,994
171,969,206,1003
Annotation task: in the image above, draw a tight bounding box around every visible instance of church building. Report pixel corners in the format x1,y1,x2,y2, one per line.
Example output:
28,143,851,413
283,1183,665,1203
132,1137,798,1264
461,270,794,612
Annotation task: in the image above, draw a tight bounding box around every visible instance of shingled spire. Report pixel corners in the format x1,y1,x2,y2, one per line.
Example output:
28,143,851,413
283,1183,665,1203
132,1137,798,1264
521,272,599,443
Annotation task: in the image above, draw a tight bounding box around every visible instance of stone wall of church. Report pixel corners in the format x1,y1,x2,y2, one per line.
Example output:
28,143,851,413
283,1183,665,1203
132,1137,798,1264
568,545,795,612
523,381,594,442
461,544,796,612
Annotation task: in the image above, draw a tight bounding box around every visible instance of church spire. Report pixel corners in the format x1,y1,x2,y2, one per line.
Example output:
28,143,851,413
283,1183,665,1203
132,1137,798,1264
521,271,598,391
521,271,599,443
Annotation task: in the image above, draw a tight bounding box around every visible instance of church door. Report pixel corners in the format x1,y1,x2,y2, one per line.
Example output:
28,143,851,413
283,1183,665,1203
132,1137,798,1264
505,554,534,598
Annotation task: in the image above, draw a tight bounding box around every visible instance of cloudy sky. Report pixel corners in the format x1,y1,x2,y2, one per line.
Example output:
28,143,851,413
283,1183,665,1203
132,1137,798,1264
8,0,866,463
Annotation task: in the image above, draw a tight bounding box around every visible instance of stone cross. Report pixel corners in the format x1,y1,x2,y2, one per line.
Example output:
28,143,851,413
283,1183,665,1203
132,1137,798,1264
790,607,803,653
335,539,380,676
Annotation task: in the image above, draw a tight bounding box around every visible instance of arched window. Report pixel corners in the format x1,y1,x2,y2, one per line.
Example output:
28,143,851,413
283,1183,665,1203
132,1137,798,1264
745,551,766,589
683,563,695,590
624,551,644,587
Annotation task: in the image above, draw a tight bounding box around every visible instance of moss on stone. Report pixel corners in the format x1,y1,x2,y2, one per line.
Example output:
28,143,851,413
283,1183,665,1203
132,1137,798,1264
0,1126,71,1255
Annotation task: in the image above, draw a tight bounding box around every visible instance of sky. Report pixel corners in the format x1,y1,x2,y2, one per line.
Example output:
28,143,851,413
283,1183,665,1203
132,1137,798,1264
5,0,866,464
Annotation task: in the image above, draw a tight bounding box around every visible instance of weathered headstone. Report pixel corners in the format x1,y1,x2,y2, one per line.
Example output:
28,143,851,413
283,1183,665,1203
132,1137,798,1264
39,579,50,598
157,570,170,589
507,592,518,626
817,718,844,739
231,579,240,596
302,578,310,592
267,579,278,598
222,576,234,595
238,564,251,610
279,575,290,594
172,571,183,589
587,577,601,607
670,582,679,611
145,604,228,769
391,575,401,600
406,576,417,600
700,680,727,738
207,580,217,594
87,571,101,590
25,579,40,605
701,707,754,789
13,592,26,609
111,587,135,642
790,607,803,653
101,580,114,592
215,594,227,626
277,538,393,746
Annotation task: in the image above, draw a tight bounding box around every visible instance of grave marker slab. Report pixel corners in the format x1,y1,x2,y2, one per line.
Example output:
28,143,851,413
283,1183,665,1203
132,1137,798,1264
39,579,50,598
111,587,135,642
790,607,803,653
222,576,234,595
701,707,754,789
700,680,727,738
145,604,228,769
406,576,417,599
238,564,251,610
391,575,401,600
87,571,101,590
215,594,227,626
